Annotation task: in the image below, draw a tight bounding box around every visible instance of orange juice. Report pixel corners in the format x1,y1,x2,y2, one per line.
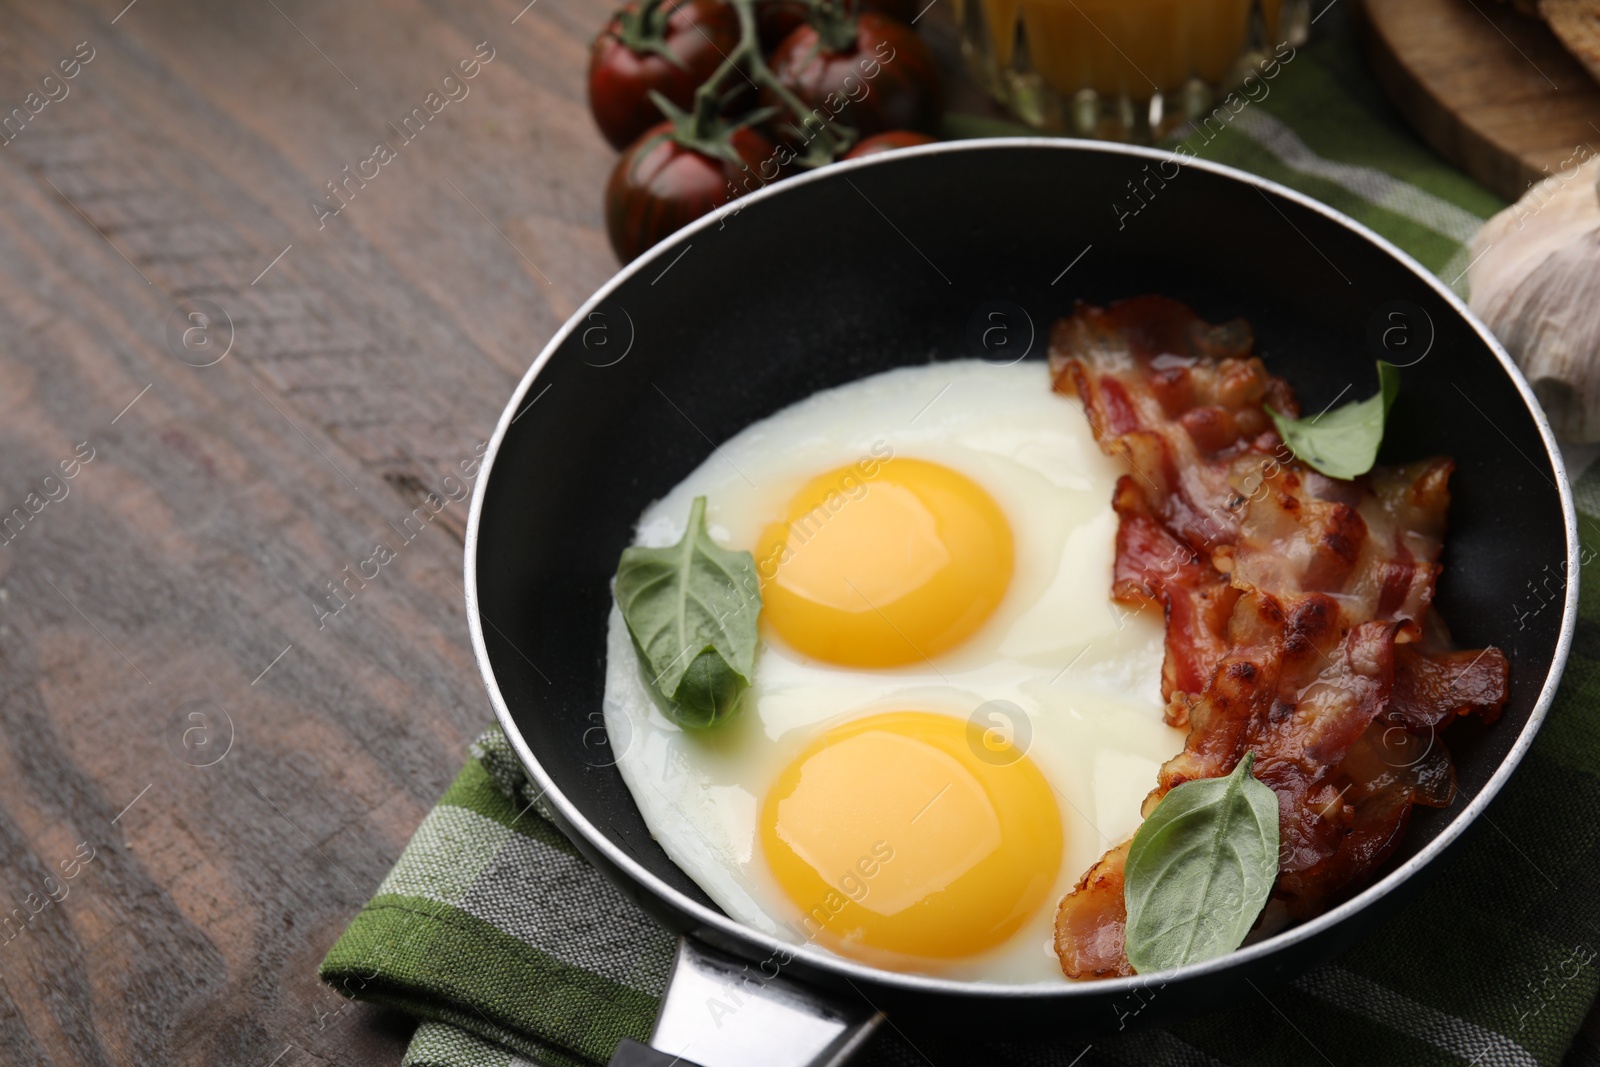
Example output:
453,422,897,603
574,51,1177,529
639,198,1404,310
959,0,1306,140
992,0,1247,95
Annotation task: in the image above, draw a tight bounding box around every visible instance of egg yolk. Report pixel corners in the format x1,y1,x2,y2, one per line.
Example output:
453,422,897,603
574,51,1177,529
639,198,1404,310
760,710,1063,962
755,458,1014,668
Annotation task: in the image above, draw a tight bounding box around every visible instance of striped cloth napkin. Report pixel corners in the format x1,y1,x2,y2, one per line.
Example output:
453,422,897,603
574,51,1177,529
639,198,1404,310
320,13,1600,1067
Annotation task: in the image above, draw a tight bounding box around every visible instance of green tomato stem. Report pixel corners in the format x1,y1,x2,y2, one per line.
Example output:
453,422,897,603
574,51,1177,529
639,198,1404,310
618,0,687,67
682,0,853,162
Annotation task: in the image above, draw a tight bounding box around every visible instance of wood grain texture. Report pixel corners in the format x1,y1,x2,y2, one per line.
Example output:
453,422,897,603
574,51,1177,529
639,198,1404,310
0,0,620,1062
1355,0,1600,201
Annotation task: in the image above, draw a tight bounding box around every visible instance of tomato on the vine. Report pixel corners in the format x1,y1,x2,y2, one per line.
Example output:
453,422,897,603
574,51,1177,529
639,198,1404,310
843,129,937,158
765,13,942,140
858,0,921,21
759,0,919,52
588,0,741,151
606,121,780,263
756,0,809,50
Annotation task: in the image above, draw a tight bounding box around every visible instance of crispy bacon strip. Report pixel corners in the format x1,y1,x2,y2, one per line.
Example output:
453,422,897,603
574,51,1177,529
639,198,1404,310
1050,298,1509,978
1053,843,1133,980
1109,474,1240,721
1051,297,1297,717
1390,644,1510,729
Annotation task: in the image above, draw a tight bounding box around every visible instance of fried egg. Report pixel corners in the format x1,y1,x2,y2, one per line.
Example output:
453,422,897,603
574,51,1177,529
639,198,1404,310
603,360,1185,983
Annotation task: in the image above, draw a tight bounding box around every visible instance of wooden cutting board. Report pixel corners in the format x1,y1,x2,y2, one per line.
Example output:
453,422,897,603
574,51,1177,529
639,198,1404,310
1355,0,1600,201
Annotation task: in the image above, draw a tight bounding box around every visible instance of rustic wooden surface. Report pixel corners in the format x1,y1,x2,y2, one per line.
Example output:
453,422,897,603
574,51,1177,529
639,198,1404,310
0,2,1597,1066
1355,0,1600,201
0,0,618,1063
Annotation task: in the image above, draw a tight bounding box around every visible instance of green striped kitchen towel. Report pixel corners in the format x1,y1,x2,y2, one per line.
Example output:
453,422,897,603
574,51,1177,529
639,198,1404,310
321,12,1600,1067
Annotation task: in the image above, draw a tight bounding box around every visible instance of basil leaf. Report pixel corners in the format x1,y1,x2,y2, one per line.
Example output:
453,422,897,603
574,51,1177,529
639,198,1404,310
1268,361,1401,480
1123,752,1280,973
614,496,761,729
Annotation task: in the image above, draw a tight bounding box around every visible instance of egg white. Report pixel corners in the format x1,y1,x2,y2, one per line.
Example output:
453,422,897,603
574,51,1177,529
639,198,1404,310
603,360,1185,984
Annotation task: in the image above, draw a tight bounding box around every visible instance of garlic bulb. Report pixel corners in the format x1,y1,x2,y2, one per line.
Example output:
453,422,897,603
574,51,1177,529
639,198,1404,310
1468,155,1600,442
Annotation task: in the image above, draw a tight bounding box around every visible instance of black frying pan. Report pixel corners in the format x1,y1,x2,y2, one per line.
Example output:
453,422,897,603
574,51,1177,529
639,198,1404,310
464,140,1578,1066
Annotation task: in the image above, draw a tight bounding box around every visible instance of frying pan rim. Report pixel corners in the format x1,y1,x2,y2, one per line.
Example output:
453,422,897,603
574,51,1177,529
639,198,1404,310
464,136,1580,999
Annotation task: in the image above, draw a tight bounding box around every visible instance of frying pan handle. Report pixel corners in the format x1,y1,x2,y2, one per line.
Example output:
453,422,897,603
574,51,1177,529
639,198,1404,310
610,937,882,1067
610,1038,704,1067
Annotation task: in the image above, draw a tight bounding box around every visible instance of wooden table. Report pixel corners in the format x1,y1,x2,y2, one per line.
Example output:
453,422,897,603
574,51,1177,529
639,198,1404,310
0,0,621,1062
1,3,1598,1066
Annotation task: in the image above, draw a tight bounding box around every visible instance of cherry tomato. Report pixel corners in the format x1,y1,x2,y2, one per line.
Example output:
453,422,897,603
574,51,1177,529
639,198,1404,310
842,129,937,158
762,0,921,42
765,15,942,141
606,122,781,263
588,0,741,151
859,0,920,20
757,0,809,50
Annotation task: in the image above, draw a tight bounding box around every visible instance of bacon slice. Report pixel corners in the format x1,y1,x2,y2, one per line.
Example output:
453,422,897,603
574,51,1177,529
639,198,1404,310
1054,842,1133,980
1390,644,1510,730
1050,298,1509,974
1109,473,1240,723
1050,296,1296,557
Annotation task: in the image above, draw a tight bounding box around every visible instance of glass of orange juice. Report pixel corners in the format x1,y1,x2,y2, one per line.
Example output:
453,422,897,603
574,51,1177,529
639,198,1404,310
957,0,1309,141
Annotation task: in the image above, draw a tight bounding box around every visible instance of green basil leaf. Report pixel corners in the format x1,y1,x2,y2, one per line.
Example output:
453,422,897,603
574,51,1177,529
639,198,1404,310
1123,752,1280,973
614,496,761,729
1268,361,1401,480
